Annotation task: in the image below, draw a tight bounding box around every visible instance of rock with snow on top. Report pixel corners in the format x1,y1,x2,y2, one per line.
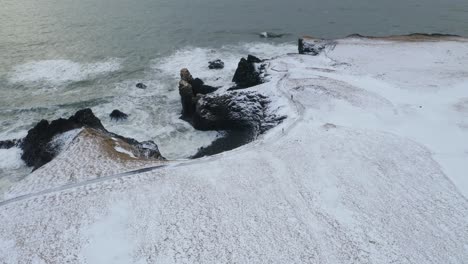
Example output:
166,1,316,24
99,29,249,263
208,59,224,69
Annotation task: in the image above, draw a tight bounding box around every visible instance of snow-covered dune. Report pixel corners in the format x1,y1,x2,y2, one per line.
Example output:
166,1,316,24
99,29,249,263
1,37,467,263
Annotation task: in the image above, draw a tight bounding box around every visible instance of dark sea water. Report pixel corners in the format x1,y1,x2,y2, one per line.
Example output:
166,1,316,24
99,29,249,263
1,0,468,186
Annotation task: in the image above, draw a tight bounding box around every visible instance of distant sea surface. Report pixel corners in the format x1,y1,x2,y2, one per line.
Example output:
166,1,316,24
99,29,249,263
1,0,468,184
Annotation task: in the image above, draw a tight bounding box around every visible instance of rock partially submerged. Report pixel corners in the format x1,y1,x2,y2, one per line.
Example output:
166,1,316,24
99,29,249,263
231,55,266,89
0,139,20,149
208,59,224,69
110,109,128,121
21,108,164,170
136,83,147,89
259,32,285,38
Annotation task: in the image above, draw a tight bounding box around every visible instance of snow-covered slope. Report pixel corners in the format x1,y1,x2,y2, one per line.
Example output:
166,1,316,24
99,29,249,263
1,37,467,263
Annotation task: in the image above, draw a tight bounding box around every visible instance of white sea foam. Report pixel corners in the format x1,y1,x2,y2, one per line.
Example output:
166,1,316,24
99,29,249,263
0,147,24,170
9,59,122,84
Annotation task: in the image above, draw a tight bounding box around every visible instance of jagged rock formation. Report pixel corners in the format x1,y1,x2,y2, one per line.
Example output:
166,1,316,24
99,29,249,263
208,59,224,69
21,108,164,170
231,55,266,89
110,109,128,121
178,68,218,119
177,63,284,158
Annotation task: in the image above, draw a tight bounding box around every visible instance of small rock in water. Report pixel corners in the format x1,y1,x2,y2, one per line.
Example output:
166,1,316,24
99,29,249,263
110,109,128,121
208,59,224,69
259,32,285,38
136,83,147,89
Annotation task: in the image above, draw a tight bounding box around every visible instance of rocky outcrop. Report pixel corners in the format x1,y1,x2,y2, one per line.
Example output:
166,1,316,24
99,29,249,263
208,59,224,69
231,55,265,89
193,91,283,134
136,83,147,89
191,91,285,158
178,62,284,158
179,68,197,118
178,68,218,119
21,108,164,170
110,109,128,121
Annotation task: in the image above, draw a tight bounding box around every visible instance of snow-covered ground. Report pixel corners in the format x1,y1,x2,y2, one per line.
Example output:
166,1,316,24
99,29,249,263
1,37,467,263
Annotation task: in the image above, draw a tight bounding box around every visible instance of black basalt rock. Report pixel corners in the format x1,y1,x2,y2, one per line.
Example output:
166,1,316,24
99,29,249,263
191,78,218,95
20,108,164,170
0,139,17,149
21,108,107,170
208,59,224,69
193,91,284,133
232,55,264,89
136,83,147,89
110,109,129,121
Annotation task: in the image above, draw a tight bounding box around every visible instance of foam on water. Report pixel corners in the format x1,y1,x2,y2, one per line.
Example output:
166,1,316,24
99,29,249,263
0,147,28,198
9,59,122,84
0,147,24,170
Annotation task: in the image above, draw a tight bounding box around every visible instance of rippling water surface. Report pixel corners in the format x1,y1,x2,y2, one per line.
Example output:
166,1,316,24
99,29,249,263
1,0,468,185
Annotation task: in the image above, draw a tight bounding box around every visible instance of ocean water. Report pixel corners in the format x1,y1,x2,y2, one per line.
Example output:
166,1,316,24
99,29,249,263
1,0,468,185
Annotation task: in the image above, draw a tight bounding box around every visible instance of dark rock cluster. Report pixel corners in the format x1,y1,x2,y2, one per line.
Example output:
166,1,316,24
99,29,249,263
231,55,265,89
178,68,218,119
193,91,284,134
208,59,224,69
178,56,284,158
20,108,164,170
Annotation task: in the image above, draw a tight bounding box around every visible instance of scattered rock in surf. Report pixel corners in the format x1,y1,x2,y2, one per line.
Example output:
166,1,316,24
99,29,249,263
136,83,147,89
21,108,164,170
110,109,129,121
208,59,224,69
231,55,265,89
259,32,285,38
0,139,18,149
